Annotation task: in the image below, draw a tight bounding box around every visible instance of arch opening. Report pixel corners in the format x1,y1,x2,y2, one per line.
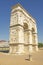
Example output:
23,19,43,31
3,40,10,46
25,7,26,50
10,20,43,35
32,28,35,44
32,28,36,51
23,23,28,30
23,23,29,43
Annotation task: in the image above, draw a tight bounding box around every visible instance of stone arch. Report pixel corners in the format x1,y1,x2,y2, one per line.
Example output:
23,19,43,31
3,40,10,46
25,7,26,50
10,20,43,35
32,28,35,33
32,27,38,51
23,23,29,43
23,22,29,53
23,22,28,30
32,27,35,44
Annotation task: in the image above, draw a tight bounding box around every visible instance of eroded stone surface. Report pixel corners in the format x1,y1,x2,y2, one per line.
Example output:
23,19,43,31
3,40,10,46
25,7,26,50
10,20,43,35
9,4,38,54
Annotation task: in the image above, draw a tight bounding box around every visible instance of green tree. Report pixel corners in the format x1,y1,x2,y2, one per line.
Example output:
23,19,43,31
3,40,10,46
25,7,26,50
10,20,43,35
38,43,43,48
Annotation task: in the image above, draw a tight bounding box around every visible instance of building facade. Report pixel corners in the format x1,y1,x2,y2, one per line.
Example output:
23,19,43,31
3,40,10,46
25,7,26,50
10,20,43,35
0,40,9,52
9,4,38,54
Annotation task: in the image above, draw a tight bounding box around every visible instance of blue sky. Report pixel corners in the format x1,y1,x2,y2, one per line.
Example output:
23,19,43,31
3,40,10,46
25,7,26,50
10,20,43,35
0,0,43,43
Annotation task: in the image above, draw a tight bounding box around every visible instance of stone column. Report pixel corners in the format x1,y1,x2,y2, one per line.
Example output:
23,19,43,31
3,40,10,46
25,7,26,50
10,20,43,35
28,22,33,53
34,33,38,51
34,24,38,51
29,30,33,53
17,26,24,54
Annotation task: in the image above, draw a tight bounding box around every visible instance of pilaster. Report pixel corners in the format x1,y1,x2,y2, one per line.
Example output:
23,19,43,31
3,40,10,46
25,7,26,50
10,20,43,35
33,33,38,51
28,22,33,52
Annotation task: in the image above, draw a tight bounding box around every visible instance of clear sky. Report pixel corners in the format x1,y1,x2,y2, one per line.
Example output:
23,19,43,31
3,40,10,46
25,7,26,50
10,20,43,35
0,0,43,43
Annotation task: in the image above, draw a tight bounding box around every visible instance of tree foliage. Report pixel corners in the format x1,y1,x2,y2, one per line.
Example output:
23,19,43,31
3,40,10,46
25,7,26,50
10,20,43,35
38,43,43,48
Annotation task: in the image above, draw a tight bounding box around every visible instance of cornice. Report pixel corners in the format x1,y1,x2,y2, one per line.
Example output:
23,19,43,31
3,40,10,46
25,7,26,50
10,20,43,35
9,43,38,46
11,9,36,24
11,3,36,24
10,24,23,28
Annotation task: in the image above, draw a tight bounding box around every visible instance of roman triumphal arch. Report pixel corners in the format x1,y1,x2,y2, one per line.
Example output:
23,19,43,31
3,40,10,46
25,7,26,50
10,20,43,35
9,4,38,54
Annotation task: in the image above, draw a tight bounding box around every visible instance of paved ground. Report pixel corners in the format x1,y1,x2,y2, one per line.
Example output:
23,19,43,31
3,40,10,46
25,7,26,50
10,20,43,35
0,48,43,65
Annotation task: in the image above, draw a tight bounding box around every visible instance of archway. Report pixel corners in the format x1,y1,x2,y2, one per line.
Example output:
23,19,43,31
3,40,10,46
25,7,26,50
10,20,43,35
23,23,28,30
32,28,36,51
23,23,29,53
23,23,29,43
32,28,35,44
